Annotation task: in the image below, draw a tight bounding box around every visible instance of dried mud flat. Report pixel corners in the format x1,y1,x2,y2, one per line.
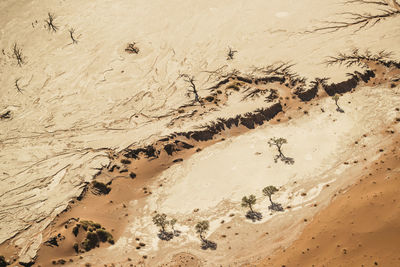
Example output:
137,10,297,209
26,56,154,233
1,0,400,266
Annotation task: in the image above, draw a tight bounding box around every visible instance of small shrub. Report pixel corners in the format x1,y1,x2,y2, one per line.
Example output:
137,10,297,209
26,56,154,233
121,159,131,164
73,242,79,253
72,225,80,237
92,181,111,194
81,232,99,251
125,42,139,54
96,229,113,244
81,220,102,231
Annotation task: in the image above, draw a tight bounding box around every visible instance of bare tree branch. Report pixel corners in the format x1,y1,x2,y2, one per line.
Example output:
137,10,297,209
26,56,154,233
343,0,388,6
308,0,400,33
45,13,59,32
180,74,203,105
12,43,25,67
0,110,11,120
15,78,23,93
324,48,393,67
227,47,237,60
68,28,78,44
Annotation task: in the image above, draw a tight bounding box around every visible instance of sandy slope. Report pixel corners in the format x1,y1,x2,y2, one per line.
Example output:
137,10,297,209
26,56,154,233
256,133,400,267
29,85,399,266
0,0,400,265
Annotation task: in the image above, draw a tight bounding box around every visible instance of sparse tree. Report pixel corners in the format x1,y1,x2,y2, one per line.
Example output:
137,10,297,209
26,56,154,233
332,94,344,113
195,220,209,242
68,28,78,44
242,195,263,221
227,47,237,60
263,186,284,212
195,220,216,250
268,137,294,164
45,13,59,32
152,213,168,231
262,186,278,204
125,42,139,54
241,195,256,213
181,74,203,106
12,43,25,67
152,213,173,241
308,0,400,33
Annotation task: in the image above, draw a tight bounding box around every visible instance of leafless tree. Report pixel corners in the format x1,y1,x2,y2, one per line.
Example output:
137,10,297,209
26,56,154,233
68,28,78,44
324,48,393,68
15,78,23,93
181,74,203,105
227,47,237,60
45,13,59,32
308,0,400,33
125,42,139,54
12,43,25,67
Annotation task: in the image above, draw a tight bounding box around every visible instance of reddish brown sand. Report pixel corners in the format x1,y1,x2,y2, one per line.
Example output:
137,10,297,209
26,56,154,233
256,134,400,267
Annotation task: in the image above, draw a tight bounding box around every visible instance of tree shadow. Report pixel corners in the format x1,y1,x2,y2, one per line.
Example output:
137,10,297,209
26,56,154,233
201,239,217,250
274,155,295,165
157,231,174,241
245,211,263,222
268,202,284,212
336,107,345,113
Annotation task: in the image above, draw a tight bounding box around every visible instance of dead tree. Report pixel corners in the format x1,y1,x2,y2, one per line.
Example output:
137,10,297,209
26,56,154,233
0,110,11,120
45,13,59,32
15,78,23,93
68,28,78,44
12,43,25,67
308,0,400,33
181,74,203,105
125,42,139,54
227,47,237,60
324,48,393,68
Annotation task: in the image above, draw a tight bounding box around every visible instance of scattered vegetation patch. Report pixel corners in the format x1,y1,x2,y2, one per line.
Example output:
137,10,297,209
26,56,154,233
152,213,180,241
70,220,114,253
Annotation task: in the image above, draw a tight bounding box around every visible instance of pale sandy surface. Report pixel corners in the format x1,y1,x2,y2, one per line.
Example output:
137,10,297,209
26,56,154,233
0,0,400,265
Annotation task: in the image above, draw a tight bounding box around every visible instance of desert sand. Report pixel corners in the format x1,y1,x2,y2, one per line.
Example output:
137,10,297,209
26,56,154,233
0,0,399,266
